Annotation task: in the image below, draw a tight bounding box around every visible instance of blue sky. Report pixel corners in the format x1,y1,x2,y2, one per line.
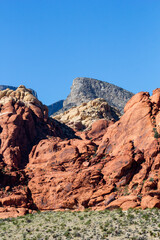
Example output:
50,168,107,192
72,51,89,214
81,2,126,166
0,0,160,105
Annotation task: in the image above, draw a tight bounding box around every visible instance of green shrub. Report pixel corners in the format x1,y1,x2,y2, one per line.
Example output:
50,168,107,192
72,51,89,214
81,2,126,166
149,177,154,182
153,128,160,138
154,131,160,138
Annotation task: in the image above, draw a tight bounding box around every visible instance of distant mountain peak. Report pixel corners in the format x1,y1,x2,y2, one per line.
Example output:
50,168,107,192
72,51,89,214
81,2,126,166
61,77,134,115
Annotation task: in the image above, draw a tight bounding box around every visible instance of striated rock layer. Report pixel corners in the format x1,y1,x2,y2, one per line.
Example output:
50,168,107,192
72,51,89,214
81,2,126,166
0,86,160,218
53,98,121,131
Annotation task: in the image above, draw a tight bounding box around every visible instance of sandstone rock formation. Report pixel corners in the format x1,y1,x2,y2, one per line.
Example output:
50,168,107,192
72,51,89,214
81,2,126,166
0,85,37,98
0,86,160,218
52,77,134,115
53,98,121,131
0,86,76,218
0,85,41,108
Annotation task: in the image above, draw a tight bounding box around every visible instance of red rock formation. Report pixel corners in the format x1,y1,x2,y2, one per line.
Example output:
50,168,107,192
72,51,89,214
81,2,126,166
0,86,76,218
1,87,160,218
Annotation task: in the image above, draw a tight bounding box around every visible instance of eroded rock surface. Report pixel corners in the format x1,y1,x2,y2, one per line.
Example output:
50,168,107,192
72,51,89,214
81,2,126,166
1,87,160,218
0,86,76,218
53,98,121,131
0,85,41,107
0,85,37,98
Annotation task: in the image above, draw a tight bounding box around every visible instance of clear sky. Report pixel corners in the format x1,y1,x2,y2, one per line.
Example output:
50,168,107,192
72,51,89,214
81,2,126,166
0,0,160,105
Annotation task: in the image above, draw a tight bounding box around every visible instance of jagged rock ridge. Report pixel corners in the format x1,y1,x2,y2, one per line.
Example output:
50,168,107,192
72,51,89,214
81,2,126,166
54,77,134,115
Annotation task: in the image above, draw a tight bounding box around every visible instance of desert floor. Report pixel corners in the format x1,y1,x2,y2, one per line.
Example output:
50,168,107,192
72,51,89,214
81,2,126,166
0,208,160,239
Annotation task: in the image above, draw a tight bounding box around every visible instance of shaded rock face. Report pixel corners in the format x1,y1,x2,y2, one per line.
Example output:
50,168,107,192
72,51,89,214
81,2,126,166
53,98,121,131
62,77,134,114
1,87,160,218
48,100,64,116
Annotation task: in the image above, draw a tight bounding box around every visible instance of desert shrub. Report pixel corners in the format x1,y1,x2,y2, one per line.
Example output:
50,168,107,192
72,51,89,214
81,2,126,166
153,128,160,138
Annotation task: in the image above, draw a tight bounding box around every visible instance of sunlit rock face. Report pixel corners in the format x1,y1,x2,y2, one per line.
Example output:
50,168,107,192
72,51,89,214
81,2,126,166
53,98,121,131
0,85,37,98
1,87,160,218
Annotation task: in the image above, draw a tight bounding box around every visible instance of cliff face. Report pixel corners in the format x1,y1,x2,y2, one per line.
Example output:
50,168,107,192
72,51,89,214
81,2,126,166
0,86,76,218
48,100,64,116
25,88,160,213
0,86,160,218
63,77,134,114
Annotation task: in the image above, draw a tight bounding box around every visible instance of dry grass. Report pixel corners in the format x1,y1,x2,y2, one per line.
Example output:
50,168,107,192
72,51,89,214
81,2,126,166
0,208,160,239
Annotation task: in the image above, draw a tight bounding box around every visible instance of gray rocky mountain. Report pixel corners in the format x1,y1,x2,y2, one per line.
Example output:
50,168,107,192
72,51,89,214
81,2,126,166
52,77,134,116
0,85,38,98
0,85,17,91
48,100,64,116
1,78,134,117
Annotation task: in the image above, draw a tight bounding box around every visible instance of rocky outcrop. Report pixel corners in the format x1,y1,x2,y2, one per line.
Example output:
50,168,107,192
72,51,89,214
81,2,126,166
1,86,160,218
0,85,42,107
53,98,121,131
25,88,160,212
95,89,160,210
62,77,134,114
0,86,76,218
0,85,37,98
49,77,134,116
